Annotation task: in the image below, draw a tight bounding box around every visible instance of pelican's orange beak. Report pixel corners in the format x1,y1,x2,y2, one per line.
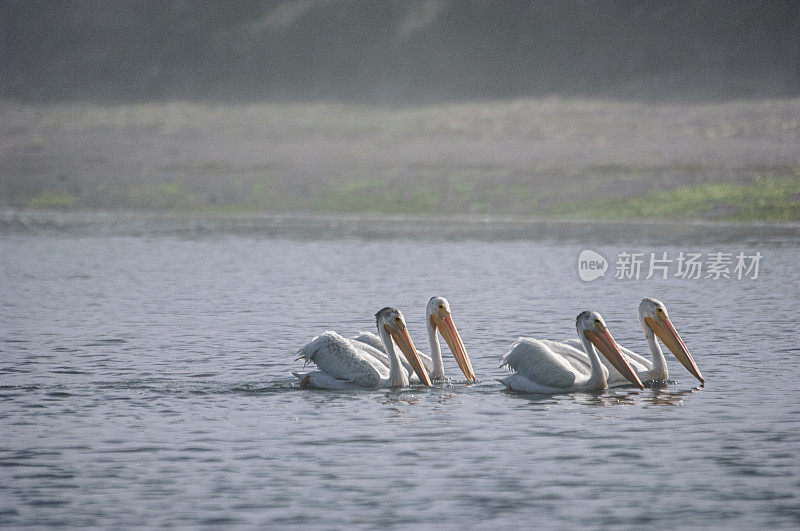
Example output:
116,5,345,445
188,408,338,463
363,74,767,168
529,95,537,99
386,323,432,386
431,313,477,382
585,328,645,389
645,316,704,384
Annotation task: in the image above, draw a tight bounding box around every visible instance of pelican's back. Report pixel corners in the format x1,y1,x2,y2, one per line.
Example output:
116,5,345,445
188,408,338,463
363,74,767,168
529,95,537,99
538,339,593,377
500,338,578,390
352,331,385,352
297,331,388,388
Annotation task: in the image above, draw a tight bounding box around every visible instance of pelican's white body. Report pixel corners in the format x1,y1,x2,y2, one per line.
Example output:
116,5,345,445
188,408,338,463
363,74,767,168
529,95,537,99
293,331,410,389
499,337,609,394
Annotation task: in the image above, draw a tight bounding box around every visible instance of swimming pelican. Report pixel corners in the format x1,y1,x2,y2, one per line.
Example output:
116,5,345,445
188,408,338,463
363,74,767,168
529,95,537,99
561,298,704,386
293,307,432,389
500,311,644,393
351,297,477,382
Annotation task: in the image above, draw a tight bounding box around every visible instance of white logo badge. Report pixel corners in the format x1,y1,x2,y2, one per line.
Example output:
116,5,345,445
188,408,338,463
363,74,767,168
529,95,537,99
578,249,608,281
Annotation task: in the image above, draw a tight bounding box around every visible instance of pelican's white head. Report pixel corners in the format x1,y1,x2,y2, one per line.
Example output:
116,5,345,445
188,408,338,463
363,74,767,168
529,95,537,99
576,310,644,389
639,297,670,322
639,297,704,384
425,296,476,381
576,310,608,335
427,296,451,318
375,307,432,386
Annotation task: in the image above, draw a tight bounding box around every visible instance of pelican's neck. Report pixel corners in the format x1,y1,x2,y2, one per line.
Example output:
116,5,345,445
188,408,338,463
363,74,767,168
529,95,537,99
580,332,608,390
642,321,668,380
379,326,409,388
427,315,445,380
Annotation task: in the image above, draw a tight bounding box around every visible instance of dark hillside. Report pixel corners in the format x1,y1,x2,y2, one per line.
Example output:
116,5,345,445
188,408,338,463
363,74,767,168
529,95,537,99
2,0,798,103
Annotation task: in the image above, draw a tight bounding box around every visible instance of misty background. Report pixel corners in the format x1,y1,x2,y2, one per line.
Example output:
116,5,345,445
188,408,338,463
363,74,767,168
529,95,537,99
1,1,798,221
3,0,799,103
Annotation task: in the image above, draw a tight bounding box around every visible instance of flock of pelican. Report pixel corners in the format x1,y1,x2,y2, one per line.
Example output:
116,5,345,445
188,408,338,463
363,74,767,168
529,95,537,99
292,296,704,394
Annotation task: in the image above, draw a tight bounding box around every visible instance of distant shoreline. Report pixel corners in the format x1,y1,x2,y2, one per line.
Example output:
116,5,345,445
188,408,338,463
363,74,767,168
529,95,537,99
2,99,798,224
3,209,798,244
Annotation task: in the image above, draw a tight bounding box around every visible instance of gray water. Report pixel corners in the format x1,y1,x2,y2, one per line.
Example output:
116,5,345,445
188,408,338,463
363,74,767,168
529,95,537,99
1,226,799,528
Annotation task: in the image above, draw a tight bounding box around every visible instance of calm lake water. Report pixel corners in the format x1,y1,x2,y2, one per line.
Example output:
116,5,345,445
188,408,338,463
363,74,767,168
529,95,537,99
1,221,799,528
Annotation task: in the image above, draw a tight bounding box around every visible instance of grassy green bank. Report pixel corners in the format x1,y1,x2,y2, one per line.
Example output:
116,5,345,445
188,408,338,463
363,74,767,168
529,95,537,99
24,170,800,223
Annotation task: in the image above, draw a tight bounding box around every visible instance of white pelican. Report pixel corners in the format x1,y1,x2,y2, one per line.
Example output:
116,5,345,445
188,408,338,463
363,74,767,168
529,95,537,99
293,307,432,389
561,298,704,386
500,310,645,393
351,297,477,382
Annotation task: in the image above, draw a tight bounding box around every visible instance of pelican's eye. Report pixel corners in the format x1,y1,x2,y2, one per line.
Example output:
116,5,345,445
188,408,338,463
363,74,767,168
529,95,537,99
394,316,401,323
657,307,664,314
438,304,444,309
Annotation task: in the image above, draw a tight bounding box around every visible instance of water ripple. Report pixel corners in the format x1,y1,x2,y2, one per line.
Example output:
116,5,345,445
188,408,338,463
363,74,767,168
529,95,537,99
0,233,797,528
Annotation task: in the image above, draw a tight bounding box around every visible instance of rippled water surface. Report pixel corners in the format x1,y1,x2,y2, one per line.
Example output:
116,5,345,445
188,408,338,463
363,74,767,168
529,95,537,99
2,227,799,528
